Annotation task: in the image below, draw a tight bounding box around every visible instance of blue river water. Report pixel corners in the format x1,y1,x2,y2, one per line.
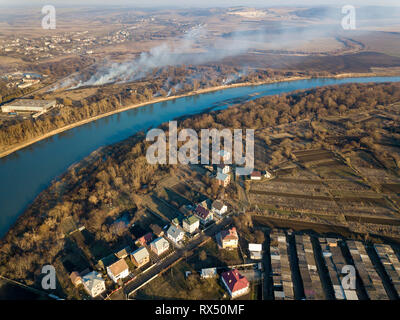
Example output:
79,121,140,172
1,76,400,237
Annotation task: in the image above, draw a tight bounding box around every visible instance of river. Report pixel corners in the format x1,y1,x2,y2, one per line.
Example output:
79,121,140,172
1,76,400,237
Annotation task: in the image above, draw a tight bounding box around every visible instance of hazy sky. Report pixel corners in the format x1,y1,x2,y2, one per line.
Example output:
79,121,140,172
1,0,400,8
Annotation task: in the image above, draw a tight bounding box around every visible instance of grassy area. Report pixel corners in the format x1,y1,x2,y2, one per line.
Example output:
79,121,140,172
187,239,243,270
133,260,227,300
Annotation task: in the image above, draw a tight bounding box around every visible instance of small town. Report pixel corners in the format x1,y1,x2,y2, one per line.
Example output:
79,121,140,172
1,4,400,319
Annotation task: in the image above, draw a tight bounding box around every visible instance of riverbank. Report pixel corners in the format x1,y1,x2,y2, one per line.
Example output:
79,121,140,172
0,76,306,159
0,71,390,160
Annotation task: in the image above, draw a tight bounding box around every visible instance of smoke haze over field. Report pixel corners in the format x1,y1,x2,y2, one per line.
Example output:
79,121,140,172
47,3,400,91
53,26,266,89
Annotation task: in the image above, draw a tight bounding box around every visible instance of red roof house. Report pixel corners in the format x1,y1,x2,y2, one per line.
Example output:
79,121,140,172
221,269,250,298
137,232,153,246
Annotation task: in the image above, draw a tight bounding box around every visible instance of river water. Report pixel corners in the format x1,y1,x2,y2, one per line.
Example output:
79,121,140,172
1,76,400,237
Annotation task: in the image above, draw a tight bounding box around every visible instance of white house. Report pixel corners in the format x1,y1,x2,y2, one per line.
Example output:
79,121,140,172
211,200,228,216
81,271,106,298
201,267,217,279
106,259,129,283
182,215,200,234
217,164,230,174
249,243,263,260
264,170,272,179
167,225,185,244
150,237,170,256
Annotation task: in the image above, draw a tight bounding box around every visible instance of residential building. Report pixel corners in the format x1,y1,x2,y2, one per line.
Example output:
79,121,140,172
216,172,230,187
249,243,263,260
81,271,106,298
217,227,239,249
250,171,262,180
106,259,129,283
217,164,230,174
182,215,200,234
98,253,118,271
115,246,131,259
194,204,213,225
211,200,228,216
131,247,150,268
167,224,185,244
70,271,82,287
201,267,217,279
264,170,272,179
221,269,250,298
150,237,170,256
137,232,153,246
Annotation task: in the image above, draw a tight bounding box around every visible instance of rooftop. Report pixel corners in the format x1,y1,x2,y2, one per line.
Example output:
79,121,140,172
184,215,199,226
212,200,225,211
107,258,129,276
131,247,149,261
81,271,104,291
221,269,249,293
251,171,261,177
195,205,211,219
151,237,169,251
3,99,56,108
220,227,238,241
167,225,184,239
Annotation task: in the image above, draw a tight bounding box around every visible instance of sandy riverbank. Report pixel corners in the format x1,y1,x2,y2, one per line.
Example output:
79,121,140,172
0,71,395,159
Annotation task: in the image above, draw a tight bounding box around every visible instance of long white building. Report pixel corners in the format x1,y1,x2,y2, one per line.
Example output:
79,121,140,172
1,99,56,113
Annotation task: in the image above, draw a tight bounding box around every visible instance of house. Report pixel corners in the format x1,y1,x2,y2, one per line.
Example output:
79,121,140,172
250,171,262,180
217,227,239,249
98,253,119,271
199,199,211,210
264,170,272,179
211,200,228,216
201,267,217,279
136,232,153,246
150,237,170,256
150,224,164,237
194,205,213,225
216,172,230,187
131,247,150,268
70,271,82,287
182,215,200,234
221,269,250,298
217,164,230,174
115,246,131,259
106,259,129,283
167,224,185,244
81,271,106,298
249,243,263,260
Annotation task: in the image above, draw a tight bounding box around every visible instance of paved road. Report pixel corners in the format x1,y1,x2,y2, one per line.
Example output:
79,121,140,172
123,217,233,299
